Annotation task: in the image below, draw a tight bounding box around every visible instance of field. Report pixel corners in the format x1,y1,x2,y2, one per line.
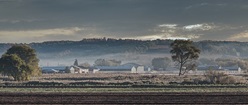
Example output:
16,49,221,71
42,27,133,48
1,87,248,93
1,92,248,104
1,73,248,104
0,73,194,87
1,73,247,86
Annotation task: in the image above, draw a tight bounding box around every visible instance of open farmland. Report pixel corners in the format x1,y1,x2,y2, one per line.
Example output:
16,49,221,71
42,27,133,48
1,73,248,87
1,87,248,93
0,92,248,104
0,73,248,88
1,73,248,104
0,73,197,86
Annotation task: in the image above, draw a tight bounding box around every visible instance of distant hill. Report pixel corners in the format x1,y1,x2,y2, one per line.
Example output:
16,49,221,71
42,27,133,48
0,38,247,66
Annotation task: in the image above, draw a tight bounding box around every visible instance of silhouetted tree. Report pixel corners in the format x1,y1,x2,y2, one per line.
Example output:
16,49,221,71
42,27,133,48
170,40,200,76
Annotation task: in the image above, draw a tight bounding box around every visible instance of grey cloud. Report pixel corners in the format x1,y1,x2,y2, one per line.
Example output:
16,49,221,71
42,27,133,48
0,0,248,42
0,19,42,24
149,23,248,41
185,2,228,10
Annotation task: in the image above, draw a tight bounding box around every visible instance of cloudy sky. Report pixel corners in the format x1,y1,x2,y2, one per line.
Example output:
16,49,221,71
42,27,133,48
1,0,248,43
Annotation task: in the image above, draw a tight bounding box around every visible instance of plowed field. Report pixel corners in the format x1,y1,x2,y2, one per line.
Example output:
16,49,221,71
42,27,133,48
0,92,248,104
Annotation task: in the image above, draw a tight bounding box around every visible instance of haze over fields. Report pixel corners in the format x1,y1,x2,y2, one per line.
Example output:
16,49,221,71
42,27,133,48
0,39,246,66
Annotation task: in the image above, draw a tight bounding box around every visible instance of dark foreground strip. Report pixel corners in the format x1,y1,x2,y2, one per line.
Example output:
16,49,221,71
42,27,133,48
0,92,248,104
1,85,248,88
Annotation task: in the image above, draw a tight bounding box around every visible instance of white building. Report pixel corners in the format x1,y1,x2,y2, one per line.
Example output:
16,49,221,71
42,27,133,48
66,65,89,73
136,66,145,73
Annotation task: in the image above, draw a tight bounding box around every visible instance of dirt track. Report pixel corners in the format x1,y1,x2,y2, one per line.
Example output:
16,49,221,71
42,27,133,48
0,92,248,104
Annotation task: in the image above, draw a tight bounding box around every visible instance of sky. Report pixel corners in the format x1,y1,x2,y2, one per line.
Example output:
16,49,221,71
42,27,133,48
1,0,248,43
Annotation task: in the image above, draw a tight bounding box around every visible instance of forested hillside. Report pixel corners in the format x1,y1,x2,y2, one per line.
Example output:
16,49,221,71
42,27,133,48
0,38,247,66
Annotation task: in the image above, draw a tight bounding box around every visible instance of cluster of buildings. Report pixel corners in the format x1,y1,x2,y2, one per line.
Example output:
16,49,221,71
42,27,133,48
42,60,151,74
196,65,242,74
42,60,244,75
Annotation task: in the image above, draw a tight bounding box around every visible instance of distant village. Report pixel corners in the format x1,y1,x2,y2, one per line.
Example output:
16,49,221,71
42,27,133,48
42,59,244,75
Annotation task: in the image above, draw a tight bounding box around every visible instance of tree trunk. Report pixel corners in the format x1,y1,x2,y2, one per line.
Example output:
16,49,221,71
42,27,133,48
179,63,183,76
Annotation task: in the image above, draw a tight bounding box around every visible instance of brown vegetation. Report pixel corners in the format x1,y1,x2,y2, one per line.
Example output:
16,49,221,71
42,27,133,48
1,73,247,86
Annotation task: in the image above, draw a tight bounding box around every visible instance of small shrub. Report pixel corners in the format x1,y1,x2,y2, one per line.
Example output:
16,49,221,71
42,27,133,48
204,70,244,84
219,76,236,84
192,77,209,84
171,75,208,85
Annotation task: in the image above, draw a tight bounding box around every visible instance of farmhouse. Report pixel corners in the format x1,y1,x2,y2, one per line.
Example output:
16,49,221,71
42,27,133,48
63,59,90,74
121,63,151,73
65,65,89,73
